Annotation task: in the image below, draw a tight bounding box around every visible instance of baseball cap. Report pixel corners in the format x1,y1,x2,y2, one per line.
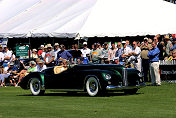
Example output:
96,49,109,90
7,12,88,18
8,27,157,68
54,43,59,46
144,37,148,41
47,44,52,48
30,61,36,65
33,49,37,52
38,60,45,64
83,42,87,45
9,62,14,66
122,41,126,44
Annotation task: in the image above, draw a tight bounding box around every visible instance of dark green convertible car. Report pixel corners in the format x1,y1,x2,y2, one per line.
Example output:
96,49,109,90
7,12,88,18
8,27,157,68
19,64,146,96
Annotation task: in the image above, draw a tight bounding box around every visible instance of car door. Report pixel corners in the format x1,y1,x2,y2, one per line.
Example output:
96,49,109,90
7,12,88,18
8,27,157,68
51,68,76,89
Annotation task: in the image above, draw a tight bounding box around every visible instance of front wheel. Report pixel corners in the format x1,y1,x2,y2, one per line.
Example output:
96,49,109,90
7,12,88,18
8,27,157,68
86,76,101,97
29,78,45,96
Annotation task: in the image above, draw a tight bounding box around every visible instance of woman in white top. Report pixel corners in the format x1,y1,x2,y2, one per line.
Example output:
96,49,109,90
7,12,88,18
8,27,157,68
31,49,38,59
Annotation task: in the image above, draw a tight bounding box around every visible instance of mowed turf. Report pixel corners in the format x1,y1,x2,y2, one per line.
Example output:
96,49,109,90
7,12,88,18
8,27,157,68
0,82,176,118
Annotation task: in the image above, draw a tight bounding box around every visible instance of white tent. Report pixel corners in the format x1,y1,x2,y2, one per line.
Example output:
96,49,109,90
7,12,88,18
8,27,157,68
79,0,176,37
0,0,176,38
0,0,97,38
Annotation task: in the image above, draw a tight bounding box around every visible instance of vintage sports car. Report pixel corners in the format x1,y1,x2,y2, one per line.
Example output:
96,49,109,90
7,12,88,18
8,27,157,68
19,64,146,96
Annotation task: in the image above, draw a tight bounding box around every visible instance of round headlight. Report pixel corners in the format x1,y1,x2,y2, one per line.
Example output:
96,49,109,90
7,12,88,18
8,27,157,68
138,72,143,77
105,74,111,80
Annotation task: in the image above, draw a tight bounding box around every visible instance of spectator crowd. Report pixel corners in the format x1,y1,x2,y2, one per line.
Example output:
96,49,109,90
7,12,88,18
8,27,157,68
0,34,176,87
164,0,176,4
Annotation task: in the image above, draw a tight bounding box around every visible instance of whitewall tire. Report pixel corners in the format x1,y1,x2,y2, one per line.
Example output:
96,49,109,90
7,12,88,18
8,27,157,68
30,78,45,96
86,77,100,97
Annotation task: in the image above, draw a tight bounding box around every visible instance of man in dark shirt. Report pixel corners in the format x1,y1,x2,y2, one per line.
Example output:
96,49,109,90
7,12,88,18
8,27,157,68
154,36,164,60
57,45,72,63
71,44,82,60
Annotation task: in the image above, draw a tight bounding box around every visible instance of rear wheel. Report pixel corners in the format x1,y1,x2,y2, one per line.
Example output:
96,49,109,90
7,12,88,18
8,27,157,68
86,76,101,97
30,78,45,96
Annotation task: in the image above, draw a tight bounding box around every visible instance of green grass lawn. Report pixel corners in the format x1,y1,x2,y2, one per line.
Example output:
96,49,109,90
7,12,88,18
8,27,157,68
0,82,176,118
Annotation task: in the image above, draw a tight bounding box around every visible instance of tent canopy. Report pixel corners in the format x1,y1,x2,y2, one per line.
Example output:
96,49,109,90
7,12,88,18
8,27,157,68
0,0,176,38
0,0,96,38
79,0,176,37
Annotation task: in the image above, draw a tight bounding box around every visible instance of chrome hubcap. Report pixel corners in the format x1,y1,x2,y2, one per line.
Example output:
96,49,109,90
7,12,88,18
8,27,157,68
89,81,97,92
32,81,39,92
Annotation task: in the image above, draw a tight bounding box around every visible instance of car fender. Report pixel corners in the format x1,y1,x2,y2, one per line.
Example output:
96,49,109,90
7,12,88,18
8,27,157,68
81,69,122,80
20,72,45,89
28,72,45,89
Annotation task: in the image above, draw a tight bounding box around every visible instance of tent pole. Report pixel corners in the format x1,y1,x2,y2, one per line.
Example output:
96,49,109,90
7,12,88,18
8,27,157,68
29,37,31,60
78,39,80,48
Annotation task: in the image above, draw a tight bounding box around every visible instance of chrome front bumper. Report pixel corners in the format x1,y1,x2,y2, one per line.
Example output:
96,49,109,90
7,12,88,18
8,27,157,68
106,83,146,91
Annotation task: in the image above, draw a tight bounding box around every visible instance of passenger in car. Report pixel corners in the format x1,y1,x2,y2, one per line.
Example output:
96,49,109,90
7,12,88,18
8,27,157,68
15,61,36,87
34,60,47,72
54,59,68,74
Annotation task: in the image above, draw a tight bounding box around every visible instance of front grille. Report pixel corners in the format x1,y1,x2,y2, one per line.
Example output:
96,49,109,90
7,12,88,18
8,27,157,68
122,68,128,86
122,68,140,86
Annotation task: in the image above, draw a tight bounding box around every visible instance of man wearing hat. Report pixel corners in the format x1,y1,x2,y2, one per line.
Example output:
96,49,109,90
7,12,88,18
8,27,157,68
140,37,151,82
54,43,61,61
44,44,55,67
121,41,132,62
34,60,47,72
41,45,48,59
81,42,90,58
37,45,44,58
164,35,172,57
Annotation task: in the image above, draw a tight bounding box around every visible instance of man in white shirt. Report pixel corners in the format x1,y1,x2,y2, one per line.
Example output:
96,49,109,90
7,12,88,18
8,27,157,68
121,41,132,62
42,45,47,59
54,43,61,61
34,60,47,72
0,45,4,65
3,46,12,71
81,42,91,58
128,41,142,72
108,42,117,63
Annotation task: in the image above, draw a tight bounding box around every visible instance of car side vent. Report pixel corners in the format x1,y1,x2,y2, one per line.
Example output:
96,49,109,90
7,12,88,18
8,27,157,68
122,68,128,86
